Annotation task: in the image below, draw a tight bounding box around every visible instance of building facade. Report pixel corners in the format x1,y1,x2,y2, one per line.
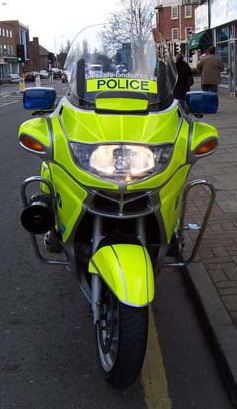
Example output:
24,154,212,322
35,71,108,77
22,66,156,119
190,0,237,95
0,20,29,79
156,0,200,63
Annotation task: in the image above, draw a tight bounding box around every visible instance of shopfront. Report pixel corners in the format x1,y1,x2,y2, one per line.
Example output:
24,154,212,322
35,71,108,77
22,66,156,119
210,0,237,96
215,22,237,95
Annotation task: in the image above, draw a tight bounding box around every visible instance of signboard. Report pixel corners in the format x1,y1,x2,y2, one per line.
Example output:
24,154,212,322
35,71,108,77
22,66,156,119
210,0,237,29
195,3,209,34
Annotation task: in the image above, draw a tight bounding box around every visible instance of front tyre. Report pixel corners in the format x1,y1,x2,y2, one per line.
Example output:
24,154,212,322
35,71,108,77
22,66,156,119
96,290,148,388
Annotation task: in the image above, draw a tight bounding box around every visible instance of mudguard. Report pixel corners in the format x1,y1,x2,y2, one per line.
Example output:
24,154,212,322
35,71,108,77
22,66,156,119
88,244,154,306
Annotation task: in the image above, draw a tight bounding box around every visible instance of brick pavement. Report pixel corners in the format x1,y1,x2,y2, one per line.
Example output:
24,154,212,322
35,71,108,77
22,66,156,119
183,85,237,404
185,90,237,327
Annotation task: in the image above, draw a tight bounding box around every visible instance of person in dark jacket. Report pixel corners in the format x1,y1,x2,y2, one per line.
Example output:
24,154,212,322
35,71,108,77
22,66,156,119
173,53,193,108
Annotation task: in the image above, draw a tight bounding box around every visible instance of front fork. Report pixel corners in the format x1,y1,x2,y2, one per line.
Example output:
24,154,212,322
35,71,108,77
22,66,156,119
90,216,146,324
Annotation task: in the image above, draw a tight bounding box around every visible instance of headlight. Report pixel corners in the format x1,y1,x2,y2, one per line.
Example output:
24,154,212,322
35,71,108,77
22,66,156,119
69,142,173,184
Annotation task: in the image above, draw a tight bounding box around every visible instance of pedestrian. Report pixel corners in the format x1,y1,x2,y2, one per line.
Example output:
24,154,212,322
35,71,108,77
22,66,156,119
197,45,224,92
173,53,194,109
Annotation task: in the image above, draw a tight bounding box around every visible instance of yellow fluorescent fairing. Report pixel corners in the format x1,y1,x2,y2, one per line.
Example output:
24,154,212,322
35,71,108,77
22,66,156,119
191,121,219,151
49,163,87,242
60,100,179,144
19,117,50,147
159,165,190,243
95,97,148,111
89,244,154,306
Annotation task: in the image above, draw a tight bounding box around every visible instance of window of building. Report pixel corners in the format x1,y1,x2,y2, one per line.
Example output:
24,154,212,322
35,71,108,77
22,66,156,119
185,5,192,18
6,29,8,37
11,45,14,55
7,44,10,54
0,44,2,54
185,27,192,40
0,28,2,36
9,30,12,38
2,28,5,37
171,6,178,19
172,28,179,41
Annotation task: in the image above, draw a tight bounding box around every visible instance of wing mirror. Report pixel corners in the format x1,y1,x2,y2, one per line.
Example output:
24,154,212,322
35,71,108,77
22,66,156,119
185,91,218,116
23,87,56,111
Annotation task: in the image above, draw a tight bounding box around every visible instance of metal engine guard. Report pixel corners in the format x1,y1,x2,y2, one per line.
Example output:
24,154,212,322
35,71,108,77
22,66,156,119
165,179,216,267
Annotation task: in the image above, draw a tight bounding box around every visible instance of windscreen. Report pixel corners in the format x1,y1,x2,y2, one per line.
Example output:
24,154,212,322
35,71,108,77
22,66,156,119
65,24,177,110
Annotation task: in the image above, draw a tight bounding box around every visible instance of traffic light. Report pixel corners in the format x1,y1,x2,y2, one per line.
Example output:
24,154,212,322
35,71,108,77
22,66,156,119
174,43,181,56
48,52,54,64
180,43,186,55
17,44,25,62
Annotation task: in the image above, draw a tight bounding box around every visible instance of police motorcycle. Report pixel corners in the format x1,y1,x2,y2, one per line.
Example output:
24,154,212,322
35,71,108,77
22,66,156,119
18,24,219,388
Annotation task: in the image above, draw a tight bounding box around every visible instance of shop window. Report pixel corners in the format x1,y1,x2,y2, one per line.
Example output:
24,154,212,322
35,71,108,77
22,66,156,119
172,28,179,41
216,43,228,84
171,6,178,19
185,5,192,18
216,27,229,42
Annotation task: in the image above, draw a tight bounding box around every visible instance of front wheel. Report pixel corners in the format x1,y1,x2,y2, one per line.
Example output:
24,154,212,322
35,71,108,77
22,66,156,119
96,290,148,388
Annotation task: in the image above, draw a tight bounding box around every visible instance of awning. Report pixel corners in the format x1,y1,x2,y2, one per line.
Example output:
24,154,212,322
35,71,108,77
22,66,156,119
188,30,212,50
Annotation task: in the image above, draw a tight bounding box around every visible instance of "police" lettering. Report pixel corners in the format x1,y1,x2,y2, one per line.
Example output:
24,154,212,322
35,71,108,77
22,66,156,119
87,77,157,94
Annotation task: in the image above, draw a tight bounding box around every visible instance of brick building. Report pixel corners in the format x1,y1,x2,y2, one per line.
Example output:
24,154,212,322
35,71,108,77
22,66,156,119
155,1,200,63
27,37,52,71
0,20,29,79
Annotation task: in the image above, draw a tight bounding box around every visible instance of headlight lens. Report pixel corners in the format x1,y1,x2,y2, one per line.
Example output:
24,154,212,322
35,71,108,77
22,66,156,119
69,142,173,184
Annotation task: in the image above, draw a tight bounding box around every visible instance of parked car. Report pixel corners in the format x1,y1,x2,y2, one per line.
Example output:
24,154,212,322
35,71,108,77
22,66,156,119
52,69,62,79
24,72,35,82
6,74,21,83
39,70,49,79
88,64,103,77
115,64,127,75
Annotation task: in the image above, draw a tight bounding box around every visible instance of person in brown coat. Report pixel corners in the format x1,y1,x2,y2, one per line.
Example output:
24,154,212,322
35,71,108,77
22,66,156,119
197,46,224,92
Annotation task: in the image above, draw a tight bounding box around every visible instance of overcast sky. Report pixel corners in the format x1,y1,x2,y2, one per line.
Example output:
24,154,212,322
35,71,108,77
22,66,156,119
0,0,122,52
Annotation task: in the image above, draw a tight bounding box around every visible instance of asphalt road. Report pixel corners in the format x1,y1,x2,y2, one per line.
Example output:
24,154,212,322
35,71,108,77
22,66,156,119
0,84,233,409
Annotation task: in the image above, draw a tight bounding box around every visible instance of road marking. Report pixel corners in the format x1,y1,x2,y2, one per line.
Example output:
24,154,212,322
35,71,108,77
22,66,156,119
142,307,172,409
0,93,22,107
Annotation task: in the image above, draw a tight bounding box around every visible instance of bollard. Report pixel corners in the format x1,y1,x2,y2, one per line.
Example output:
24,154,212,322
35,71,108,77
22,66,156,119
19,78,25,93
35,75,41,87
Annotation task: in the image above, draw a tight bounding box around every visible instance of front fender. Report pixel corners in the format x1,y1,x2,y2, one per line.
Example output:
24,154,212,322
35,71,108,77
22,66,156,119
88,244,154,306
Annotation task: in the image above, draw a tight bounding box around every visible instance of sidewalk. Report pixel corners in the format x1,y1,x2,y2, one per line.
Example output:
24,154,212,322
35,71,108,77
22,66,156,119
184,82,237,406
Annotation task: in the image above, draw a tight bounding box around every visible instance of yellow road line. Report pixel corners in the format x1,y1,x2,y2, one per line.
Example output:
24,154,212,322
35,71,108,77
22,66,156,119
142,307,172,409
